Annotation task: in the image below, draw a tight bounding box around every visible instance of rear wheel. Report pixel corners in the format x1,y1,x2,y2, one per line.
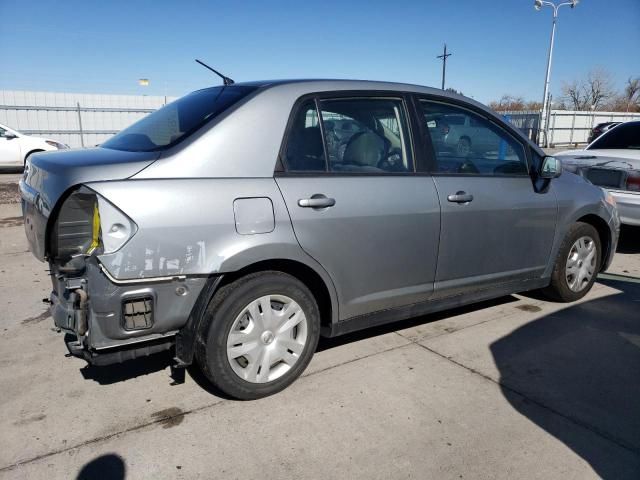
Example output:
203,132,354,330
195,271,320,400
540,222,601,302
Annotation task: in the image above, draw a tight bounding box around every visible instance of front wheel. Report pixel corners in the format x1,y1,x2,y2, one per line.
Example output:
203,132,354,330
540,222,601,302
195,271,320,400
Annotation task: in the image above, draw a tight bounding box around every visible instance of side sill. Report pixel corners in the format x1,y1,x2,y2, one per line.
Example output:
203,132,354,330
326,278,549,337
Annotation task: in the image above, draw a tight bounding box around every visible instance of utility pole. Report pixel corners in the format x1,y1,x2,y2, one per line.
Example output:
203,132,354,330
437,43,452,90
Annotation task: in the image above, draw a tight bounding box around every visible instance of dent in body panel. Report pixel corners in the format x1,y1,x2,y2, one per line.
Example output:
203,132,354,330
86,179,339,323
87,178,290,278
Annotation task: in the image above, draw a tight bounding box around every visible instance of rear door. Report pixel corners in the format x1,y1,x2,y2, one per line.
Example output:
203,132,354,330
276,93,440,320
415,97,558,298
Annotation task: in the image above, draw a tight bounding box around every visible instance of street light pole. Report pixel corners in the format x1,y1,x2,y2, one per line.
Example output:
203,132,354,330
534,0,579,147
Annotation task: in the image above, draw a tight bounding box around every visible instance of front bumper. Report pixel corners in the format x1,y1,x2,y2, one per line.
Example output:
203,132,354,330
50,258,206,364
607,189,640,226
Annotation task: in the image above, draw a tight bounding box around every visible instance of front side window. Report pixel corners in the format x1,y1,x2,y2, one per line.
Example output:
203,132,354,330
102,85,258,152
419,100,528,175
588,123,640,150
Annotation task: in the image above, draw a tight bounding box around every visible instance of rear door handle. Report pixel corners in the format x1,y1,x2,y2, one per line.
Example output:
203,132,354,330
298,195,336,209
447,191,474,203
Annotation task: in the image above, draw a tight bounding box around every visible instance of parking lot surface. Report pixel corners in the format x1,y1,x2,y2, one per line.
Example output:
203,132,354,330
1,172,639,479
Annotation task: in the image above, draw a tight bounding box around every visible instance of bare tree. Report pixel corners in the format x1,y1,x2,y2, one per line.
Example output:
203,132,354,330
562,68,615,111
562,79,587,110
623,77,640,111
489,95,526,111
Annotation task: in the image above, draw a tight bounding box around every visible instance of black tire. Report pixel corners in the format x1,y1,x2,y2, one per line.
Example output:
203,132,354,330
195,271,320,400
539,222,601,302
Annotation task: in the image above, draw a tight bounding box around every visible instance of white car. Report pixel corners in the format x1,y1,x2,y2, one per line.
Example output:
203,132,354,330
556,120,640,226
0,123,68,169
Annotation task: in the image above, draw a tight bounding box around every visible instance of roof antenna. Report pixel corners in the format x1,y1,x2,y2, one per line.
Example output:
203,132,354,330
195,59,235,86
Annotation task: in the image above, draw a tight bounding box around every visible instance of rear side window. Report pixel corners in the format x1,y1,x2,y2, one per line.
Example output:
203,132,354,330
419,100,528,176
102,85,258,152
589,123,640,150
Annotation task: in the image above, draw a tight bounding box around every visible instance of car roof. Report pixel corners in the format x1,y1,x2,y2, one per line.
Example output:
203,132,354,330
203,78,476,103
233,78,460,96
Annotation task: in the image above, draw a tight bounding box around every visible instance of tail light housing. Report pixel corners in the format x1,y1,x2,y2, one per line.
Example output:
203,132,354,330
50,187,136,270
626,172,640,192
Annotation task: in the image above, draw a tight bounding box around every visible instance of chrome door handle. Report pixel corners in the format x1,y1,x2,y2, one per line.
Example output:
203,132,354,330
298,195,336,209
447,191,474,203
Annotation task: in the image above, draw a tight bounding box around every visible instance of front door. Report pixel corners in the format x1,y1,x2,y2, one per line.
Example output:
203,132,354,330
276,95,440,320
416,98,558,298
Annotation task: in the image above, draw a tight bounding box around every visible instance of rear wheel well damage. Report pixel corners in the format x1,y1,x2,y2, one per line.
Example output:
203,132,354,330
174,259,335,368
217,259,334,332
576,214,611,271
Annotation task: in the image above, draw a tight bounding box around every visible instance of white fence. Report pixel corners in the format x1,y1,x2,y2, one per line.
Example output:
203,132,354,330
501,110,640,147
2,90,639,149
0,90,177,148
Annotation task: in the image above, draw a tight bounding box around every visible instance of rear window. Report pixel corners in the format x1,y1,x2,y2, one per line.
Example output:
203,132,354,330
588,123,640,150
102,85,258,152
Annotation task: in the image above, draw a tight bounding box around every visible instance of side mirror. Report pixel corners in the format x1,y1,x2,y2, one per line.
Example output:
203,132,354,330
540,156,562,179
2,132,17,140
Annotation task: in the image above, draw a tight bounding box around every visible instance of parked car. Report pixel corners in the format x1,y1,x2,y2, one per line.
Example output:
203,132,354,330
588,121,621,144
21,80,619,399
0,123,68,168
556,120,640,226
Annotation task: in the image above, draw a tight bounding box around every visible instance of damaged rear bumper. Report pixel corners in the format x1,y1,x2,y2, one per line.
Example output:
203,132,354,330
50,259,207,366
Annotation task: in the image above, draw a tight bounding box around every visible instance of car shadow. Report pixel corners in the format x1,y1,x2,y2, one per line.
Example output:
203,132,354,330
76,453,126,480
80,353,172,385
617,225,640,254
490,276,640,478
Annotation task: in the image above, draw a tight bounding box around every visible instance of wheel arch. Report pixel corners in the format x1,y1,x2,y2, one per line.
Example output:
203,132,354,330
24,149,45,164
575,213,612,271
175,257,339,367
217,258,336,333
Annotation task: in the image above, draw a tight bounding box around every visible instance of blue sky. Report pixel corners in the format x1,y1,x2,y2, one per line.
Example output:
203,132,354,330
0,0,638,103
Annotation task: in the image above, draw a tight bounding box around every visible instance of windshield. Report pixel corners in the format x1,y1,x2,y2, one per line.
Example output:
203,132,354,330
588,123,640,150
102,85,258,152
